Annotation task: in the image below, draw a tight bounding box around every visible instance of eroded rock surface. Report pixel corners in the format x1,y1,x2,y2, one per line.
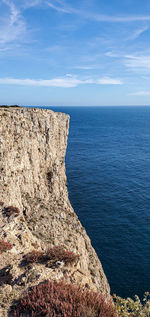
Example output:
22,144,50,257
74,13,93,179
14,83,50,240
0,107,110,315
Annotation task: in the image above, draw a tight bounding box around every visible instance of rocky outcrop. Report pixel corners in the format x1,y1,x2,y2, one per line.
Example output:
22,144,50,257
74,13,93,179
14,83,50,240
0,107,110,315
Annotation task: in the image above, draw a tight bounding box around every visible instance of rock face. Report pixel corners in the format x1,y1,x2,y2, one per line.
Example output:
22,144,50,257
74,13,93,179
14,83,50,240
0,107,110,315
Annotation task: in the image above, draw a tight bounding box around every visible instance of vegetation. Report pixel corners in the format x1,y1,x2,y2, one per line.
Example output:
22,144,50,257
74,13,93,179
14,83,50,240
10,287,150,317
114,293,150,317
4,206,20,216
12,280,116,317
0,240,13,253
24,246,79,266
24,250,44,263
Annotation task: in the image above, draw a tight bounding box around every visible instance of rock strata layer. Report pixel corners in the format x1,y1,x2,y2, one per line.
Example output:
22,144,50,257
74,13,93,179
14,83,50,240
0,107,110,315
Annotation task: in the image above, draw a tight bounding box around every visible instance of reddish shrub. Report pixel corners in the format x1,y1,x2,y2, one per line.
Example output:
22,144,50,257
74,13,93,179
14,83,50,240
12,280,116,317
45,246,79,264
4,206,20,216
24,246,79,266
0,240,13,253
24,250,44,264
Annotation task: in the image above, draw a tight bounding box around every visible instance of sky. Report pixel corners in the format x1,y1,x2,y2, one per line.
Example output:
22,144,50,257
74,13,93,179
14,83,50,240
0,0,150,106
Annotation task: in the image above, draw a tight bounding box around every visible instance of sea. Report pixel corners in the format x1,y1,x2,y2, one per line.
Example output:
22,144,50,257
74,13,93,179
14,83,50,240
49,106,150,299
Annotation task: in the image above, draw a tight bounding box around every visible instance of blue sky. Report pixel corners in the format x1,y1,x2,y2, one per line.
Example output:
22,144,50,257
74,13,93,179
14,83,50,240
1,0,150,106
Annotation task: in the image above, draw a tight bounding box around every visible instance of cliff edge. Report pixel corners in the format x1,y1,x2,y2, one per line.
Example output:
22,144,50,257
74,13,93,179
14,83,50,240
0,107,110,315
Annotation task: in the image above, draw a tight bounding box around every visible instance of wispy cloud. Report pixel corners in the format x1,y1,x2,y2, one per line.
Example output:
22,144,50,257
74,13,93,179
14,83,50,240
0,77,81,87
105,50,150,73
124,55,150,71
46,0,77,14
97,77,123,85
0,76,123,87
130,91,150,96
105,51,120,58
46,1,70,13
0,0,26,45
73,65,96,70
90,13,150,23
46,1,150,23
23,0,42,9
126,26,148,40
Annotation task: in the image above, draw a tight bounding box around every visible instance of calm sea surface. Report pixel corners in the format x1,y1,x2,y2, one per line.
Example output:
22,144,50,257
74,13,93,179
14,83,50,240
50,106,150,299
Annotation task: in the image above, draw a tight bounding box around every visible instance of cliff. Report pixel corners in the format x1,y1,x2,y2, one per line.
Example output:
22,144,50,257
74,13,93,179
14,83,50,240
0,107,110,315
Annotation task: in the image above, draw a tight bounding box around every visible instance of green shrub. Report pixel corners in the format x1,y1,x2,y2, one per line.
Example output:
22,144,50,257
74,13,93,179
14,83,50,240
114,292,150,317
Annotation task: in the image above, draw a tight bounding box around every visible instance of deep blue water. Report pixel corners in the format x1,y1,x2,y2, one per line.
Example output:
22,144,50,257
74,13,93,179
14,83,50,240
50,106,150,299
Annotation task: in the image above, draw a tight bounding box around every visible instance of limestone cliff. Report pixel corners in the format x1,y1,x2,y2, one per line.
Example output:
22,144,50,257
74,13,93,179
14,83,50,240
0,107,110,315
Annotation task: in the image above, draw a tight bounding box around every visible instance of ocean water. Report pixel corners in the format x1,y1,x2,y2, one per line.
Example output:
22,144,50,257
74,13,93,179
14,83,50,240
50,106,150,299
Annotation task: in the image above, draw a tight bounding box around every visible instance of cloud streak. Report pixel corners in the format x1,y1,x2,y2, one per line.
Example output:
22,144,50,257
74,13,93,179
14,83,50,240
0,76,123,87
106,50,150,74
127,26,148,40
97,77,123,85
0,0,26,45
91,14,150,23
46,0,150,23
130,91,150,96
124,55,150,71
47,2,70,13
73,65,97,70
23,0,42,9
